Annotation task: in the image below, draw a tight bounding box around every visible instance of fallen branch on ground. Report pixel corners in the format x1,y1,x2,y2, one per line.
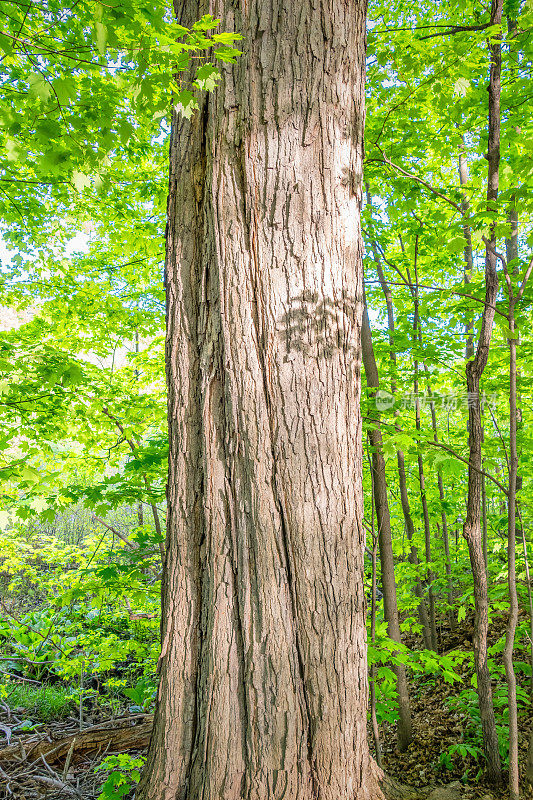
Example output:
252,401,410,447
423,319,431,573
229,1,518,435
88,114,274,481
0,714,153,765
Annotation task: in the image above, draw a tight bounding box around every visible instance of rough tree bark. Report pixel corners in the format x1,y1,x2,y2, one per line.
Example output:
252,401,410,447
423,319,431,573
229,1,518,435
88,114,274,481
136,0,388,798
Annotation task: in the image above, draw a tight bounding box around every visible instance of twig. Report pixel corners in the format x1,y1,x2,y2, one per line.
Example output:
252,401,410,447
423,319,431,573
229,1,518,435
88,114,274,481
517,254,533,303
419,23,491,40
0,657,56,664
364,278,509,318
62,737,76,781
2,674,41,685
101,407,165,560
30,774,81,796
424,440,509,496
486,401,510,474
79,661,84,732
39,752,60,779
0,602,68,657
92,515,138,550
373,149,462,211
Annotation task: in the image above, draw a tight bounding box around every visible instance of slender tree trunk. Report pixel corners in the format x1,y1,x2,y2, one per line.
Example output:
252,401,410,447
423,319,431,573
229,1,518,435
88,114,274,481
462,0,503,784
458,138,474,362
137,1,388,798
502,172,530,800
362,303,413,750
365,189,432,649
503,31,521,790
397,449,432,650
464,375,501,785
527,729,533,791
504,295,519,800
414,418,437,651
518,506,533,697
506,202,519,268
134,330,145,530
504,138,521,800
412,282,438,651
424,369,454,630
367,481,383,768
481,468,488,569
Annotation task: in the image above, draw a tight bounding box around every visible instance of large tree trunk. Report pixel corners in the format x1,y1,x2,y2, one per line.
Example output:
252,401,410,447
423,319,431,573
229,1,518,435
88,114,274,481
137,1,380,798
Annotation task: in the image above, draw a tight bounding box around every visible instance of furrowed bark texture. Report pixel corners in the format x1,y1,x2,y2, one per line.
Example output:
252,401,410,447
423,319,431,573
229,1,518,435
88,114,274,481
137,1,379,799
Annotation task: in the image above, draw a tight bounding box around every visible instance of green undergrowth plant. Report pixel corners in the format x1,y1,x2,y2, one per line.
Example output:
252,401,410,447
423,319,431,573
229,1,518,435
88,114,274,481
446,676,531,771
438,741,485,784
95,754,146,800
368,625,465,725
0,520,161,716
122,676,157,713
0,680,74,721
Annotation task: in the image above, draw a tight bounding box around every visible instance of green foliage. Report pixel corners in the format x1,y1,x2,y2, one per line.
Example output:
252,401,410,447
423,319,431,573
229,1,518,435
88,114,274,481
363,1,533,779
0,0,532,788
0,680,74,721
0,521,160,691
122,677,157,712
368,626,464,725
0,2,241,243
439,741,485,783
446,676,531,770
95,754,146,800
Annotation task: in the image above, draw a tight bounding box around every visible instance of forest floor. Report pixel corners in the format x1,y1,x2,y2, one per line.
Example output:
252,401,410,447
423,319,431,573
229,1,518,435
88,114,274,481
0,613,532,799
377,611,533,799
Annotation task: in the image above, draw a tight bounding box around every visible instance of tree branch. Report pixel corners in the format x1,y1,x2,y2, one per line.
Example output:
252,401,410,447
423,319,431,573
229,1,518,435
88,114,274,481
424,440,508,496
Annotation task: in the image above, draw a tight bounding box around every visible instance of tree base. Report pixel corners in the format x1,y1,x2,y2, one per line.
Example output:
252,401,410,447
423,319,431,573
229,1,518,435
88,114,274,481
373,760,463,800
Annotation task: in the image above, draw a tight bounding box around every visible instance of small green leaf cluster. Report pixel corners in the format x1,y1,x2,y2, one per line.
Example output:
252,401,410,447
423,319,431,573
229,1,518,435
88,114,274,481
95,753,146,800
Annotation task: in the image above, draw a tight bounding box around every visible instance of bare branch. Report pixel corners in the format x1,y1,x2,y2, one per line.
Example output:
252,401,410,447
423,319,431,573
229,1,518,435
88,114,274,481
372,150,462,212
